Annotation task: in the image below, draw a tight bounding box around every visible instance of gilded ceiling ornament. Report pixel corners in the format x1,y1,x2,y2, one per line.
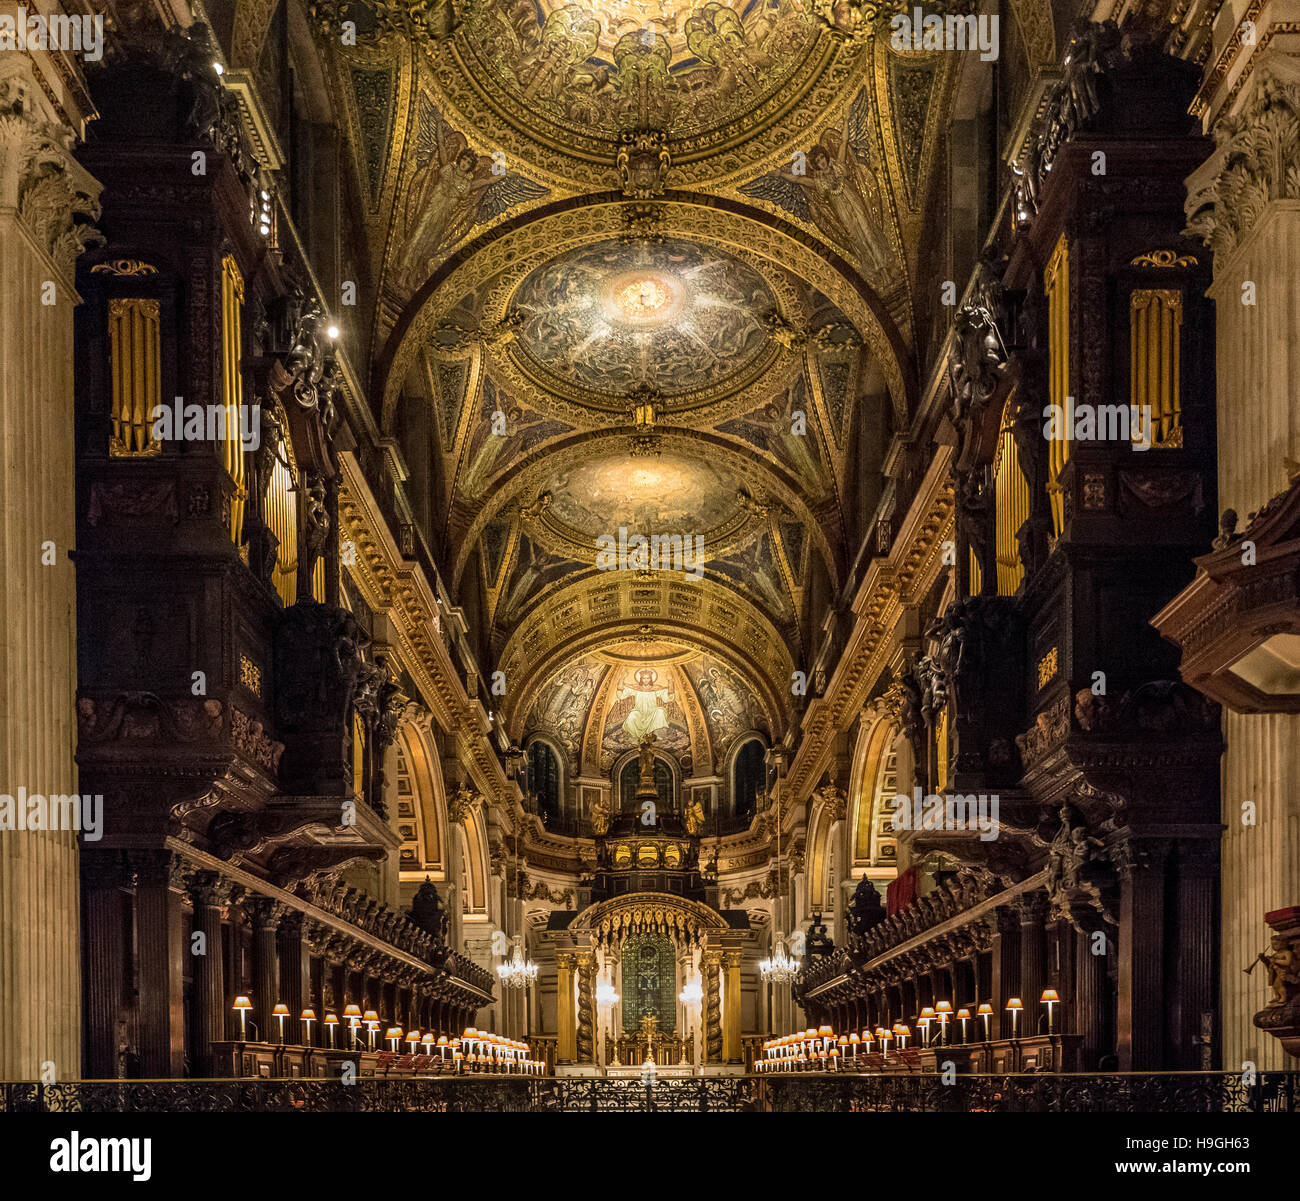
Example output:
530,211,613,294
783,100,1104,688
617,129,671,199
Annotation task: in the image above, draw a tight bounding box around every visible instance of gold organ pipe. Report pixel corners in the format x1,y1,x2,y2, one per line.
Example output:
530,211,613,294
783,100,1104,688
221,256,246,545
108,298,161,456
1130,289,1183,448
1045,236,1070,536
993,409,1028,596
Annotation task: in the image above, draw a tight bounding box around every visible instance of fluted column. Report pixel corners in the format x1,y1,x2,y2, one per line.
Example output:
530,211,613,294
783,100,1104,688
987,907,1020,1039
0,59,101,1083
1184,37,1300,1072
1017,892,1048,1036
249,898,285,1045
723,950,743,1063
278,912,307,1045
132,852,186,1077
81,857,129,1078
556,952,576,1064
1117,839,1170,1070
188,872,230,1073
1074,923,1111,1071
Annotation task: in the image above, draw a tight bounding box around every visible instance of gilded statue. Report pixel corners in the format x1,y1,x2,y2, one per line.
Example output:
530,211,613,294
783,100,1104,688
1247,934,1300,1007
590,793,611,836
684,796,705,835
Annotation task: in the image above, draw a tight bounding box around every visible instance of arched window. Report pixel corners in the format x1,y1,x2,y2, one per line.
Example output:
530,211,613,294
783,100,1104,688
528,741,561,823
732,739,766,822
619,757,673,812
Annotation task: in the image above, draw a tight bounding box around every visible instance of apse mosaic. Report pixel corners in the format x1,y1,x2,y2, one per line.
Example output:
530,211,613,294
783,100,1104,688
602,665,691,758
510,238,775,398
460,0,823,141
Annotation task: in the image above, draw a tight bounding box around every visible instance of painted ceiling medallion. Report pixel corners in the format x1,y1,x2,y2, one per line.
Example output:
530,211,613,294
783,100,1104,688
457,0,827,145
510,237,775,398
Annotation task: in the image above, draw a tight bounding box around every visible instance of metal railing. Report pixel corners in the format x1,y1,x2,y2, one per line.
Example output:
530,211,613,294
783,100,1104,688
3,1073,1295,1114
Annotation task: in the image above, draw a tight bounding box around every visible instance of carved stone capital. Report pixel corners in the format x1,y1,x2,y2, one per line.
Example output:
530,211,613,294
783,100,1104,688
1186,52,1300,260
0,65,102,276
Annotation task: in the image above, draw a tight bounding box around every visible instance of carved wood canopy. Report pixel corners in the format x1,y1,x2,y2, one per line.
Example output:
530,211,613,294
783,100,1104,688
1154,475,1300,713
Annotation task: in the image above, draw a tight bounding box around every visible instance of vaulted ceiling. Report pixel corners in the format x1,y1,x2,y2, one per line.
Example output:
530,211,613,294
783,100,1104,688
305,0,961,772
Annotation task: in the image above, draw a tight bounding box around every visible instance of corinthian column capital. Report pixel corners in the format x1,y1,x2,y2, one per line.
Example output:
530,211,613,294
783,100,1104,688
1186,50,1300,261
0,62,101,277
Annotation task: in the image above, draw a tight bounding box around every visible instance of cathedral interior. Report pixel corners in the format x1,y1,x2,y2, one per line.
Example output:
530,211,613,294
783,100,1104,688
2,0,1300,1129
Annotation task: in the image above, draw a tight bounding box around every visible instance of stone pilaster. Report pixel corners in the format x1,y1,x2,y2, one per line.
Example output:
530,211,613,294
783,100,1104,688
0,57,100,1083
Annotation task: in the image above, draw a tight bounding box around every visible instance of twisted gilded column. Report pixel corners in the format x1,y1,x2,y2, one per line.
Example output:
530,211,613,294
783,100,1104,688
576,949,596,1064
0,60,101,1082
703,950,723,1064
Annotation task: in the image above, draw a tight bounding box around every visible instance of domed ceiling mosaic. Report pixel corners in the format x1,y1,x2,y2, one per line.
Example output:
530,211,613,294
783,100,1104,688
304,0,965,810
510,238,776,399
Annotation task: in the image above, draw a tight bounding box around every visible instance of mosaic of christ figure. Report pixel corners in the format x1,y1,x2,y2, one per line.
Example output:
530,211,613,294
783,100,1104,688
615,667,675,743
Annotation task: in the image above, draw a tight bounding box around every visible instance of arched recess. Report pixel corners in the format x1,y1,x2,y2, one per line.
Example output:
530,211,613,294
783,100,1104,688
806,798,843,916
848,715,902,873
524,733,567,824
396,721,447,881
453,806,490,918
727,734,768,822
613,749,679,812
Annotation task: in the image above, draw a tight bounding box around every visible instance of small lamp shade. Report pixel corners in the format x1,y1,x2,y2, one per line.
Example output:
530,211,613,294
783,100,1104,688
363,1010,380,1024
935,1001,953,1015
233,996,252,1011
1006,997,1023,1010
343,1004,361,1019
976,1003,993,1015
301,1007,317,1021
272,1003,290,1018
956,1008,971,1020
1041,988,1060,1003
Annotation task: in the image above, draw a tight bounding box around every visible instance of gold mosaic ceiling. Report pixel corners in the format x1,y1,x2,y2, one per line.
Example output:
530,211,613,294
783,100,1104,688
305,0,961,766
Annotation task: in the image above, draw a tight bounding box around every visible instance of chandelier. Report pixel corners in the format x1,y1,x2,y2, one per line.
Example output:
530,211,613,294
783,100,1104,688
497,935,539,990
759,933,800,984
596,970,620,1008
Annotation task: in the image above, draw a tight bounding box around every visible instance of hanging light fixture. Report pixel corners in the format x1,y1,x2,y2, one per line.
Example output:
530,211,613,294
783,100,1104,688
595,967,620,1008
498,933,539,990
498,824,539,989
760,765,801,984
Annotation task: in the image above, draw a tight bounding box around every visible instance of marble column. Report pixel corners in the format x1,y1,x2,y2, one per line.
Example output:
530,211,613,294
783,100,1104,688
0,58,101,1083
555,951,576,1064
723,950,743,1063
1184,32,1300,1072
